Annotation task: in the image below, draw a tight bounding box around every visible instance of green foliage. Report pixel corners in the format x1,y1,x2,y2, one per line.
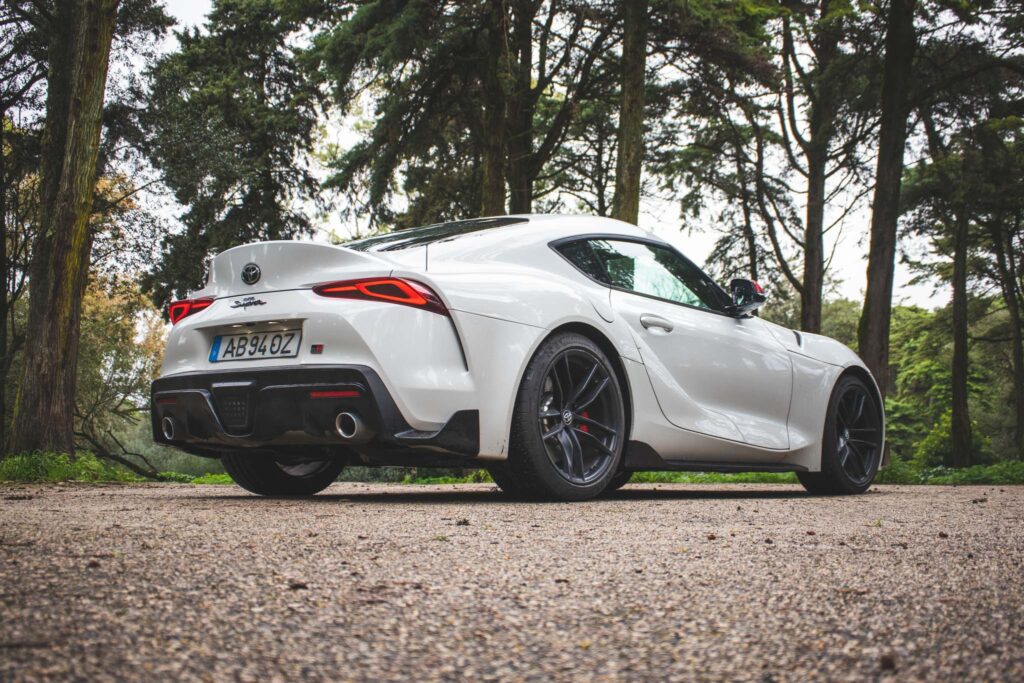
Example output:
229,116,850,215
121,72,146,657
631,471,799,484
923,461,1024,485
912,411,993,468
189,473,233,485
0,451,141,483
873,456,919,484
402,469,493,485
142,0,337,306
157,471,194,483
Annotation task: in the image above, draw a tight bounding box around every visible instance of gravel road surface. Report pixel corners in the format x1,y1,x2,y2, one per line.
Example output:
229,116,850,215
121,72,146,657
1,482,1022,681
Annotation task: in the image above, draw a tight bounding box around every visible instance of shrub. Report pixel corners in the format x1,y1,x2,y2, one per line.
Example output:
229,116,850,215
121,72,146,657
0,451,140,483
912,411,993,468
157,471,194,483
189,473,233,485
874,456,919,484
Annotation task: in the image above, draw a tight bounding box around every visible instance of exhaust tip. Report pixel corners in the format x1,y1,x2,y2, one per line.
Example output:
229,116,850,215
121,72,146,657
335,412,373,443
335,412,360,440
161,416,178,441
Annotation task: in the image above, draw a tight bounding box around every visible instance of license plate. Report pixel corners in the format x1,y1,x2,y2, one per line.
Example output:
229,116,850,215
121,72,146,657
210,330,301,362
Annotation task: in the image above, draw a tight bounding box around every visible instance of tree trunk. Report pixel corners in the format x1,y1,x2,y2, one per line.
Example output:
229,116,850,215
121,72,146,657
611,0,648,226
506,0,534,214
801,144,826,333
990,221,1024,455
480,0,508,216
858,0,916,395
0,106,7,453
9,0,120,455
736,155,758,282
950,209,973,467
797,2,839,335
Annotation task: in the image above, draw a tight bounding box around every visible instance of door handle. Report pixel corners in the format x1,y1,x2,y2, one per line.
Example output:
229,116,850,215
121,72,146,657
639,314,673,333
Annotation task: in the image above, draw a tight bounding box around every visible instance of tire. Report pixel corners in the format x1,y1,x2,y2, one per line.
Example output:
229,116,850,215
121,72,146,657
498,332,627,501
798,374,883,495
602,469,634,494
485,461,534,499
221,452,345,496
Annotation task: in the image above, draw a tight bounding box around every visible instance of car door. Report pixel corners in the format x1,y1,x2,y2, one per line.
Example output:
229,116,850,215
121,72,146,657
557,237,793,450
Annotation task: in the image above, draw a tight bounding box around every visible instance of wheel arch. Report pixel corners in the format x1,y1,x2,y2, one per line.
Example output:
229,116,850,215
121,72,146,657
836,363,887,461
542,322,634,445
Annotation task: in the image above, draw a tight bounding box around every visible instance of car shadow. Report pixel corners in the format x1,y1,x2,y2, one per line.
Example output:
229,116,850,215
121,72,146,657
178,484,837,505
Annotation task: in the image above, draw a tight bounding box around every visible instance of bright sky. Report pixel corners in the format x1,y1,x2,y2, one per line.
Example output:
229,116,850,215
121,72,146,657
160,0,943,309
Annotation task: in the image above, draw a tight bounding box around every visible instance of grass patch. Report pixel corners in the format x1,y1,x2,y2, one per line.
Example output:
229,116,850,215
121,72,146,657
402,469,493,485
0,451,141,483
3,452,1022,487
630,470,799,485
188,473,233,485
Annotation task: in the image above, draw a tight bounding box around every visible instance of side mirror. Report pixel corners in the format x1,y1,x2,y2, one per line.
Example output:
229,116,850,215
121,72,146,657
727,278,766,317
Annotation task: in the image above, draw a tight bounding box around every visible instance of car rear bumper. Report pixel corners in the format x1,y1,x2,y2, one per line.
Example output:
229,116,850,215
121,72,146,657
151,365,479,459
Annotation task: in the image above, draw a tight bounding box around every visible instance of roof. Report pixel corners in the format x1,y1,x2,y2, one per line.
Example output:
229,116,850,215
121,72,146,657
343,214,653,254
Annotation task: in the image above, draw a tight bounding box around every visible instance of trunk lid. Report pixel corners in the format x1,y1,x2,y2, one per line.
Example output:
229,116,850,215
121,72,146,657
196,241,415,298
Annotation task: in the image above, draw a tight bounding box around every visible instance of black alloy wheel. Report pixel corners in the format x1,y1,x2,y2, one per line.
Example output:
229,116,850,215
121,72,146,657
798,374,883,495
833,383,883,486
538,348,623,485
491,333,626,501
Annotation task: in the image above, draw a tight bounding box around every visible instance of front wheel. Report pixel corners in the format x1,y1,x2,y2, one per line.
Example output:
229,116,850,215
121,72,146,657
221,452,345,496
497,333,627,501
798,375,883,495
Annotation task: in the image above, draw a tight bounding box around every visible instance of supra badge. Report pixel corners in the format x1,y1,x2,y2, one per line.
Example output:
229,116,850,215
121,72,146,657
230,296,266,310
241,263,261,285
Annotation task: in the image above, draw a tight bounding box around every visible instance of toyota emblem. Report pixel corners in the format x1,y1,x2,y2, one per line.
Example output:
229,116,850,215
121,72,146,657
241,263,261,285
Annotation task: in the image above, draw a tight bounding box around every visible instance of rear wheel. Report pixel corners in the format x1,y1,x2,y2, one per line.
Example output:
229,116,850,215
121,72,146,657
496,333,626,501
221,452,345,496
798,375,883,495
603,469,634,494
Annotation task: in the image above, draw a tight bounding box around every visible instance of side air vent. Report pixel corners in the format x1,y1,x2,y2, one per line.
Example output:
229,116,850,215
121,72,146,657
793,330,803,347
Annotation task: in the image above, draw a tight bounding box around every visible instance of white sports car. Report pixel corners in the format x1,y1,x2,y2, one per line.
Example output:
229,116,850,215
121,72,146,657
152,215,885,500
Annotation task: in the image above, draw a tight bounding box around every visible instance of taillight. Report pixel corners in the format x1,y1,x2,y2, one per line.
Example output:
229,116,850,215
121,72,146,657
313,278,448,316
168,297,214,324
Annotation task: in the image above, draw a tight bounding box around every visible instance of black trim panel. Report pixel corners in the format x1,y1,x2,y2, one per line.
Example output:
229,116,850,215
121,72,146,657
151,365,479,459
624,440,807,473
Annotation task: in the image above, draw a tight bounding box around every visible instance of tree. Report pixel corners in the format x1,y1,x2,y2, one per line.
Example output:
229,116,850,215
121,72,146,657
142,0,334,307
310,0,614,227
858,0,916,395
1,0,170,455
10,0,122,454
611,0,649,224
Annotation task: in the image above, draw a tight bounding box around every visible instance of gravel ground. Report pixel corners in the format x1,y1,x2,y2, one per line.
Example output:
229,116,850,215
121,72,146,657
1,482,1022,682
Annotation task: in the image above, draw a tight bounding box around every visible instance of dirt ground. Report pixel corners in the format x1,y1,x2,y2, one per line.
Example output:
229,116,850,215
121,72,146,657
1,482,1021,681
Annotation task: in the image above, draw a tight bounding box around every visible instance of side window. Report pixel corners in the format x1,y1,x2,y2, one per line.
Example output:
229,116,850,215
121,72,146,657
559,239,727,311
557,240,610,284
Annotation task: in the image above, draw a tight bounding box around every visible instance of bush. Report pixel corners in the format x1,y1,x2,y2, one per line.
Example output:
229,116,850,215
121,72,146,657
874,456,919,484
157,471,194,483
921,461,1024,485
0,451,140,483
912,411,993,468
630,471,799,484
189,473,233,485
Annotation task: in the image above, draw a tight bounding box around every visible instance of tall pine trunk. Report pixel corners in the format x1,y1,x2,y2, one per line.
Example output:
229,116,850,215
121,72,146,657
858,0,916,395
950,209,973,467
9,0,119,455
480,0,508,216
990,222,1024,454
802,145,827,333
0,106,7,453
611,0,648,226
506,0,534,214
796,3,839,335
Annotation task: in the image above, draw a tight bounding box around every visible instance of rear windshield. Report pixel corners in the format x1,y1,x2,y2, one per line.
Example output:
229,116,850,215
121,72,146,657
345,217,529,252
